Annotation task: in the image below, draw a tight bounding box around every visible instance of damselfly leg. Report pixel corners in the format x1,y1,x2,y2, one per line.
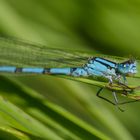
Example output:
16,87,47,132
96,88,115,105
96,87,124,111
112,91,124,112
96,86,140,111
118,89,140,105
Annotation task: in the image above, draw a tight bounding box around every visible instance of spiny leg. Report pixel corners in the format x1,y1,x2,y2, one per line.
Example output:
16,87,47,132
114,74,132,89
118,90,140,105
118,99,140,105
108,75,134,91
108,76,113,85
117,82,132,89
123,75,127,85
112,92,124,112
96,87,115,105
96,88,125,112
117,75,134,89
107,76,127,90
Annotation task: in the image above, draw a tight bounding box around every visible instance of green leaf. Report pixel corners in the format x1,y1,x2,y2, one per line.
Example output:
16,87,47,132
0,76,111,140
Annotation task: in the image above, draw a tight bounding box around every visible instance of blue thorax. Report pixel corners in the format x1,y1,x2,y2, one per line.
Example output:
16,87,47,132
81,57,117,77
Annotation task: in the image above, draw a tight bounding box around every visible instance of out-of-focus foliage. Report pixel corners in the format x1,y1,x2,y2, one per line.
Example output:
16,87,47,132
0,0,140,140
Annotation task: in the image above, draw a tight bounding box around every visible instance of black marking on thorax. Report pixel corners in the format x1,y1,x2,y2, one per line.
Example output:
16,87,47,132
94,57,117,69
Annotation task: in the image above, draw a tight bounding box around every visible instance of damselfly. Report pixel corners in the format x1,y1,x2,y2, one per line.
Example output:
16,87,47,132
0,36,139,110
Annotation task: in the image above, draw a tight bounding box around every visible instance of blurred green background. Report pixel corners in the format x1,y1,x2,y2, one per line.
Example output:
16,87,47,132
0,0,140,140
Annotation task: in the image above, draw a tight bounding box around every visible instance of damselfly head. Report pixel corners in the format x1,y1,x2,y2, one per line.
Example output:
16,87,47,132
118,59,137,76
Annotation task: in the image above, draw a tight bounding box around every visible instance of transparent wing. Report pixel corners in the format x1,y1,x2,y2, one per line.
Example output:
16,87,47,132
0,36,90,68
0,36,132,68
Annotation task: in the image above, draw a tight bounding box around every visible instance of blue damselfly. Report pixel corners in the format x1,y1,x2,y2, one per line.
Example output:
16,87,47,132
0,36,139,111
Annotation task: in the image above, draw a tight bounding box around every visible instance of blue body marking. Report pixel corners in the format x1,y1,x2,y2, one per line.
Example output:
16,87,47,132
22,68,44,73
0,57,137,85
0,66,16,72
50,68,71,75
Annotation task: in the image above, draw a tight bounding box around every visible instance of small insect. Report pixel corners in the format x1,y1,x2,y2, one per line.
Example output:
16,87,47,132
0,37,138,111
